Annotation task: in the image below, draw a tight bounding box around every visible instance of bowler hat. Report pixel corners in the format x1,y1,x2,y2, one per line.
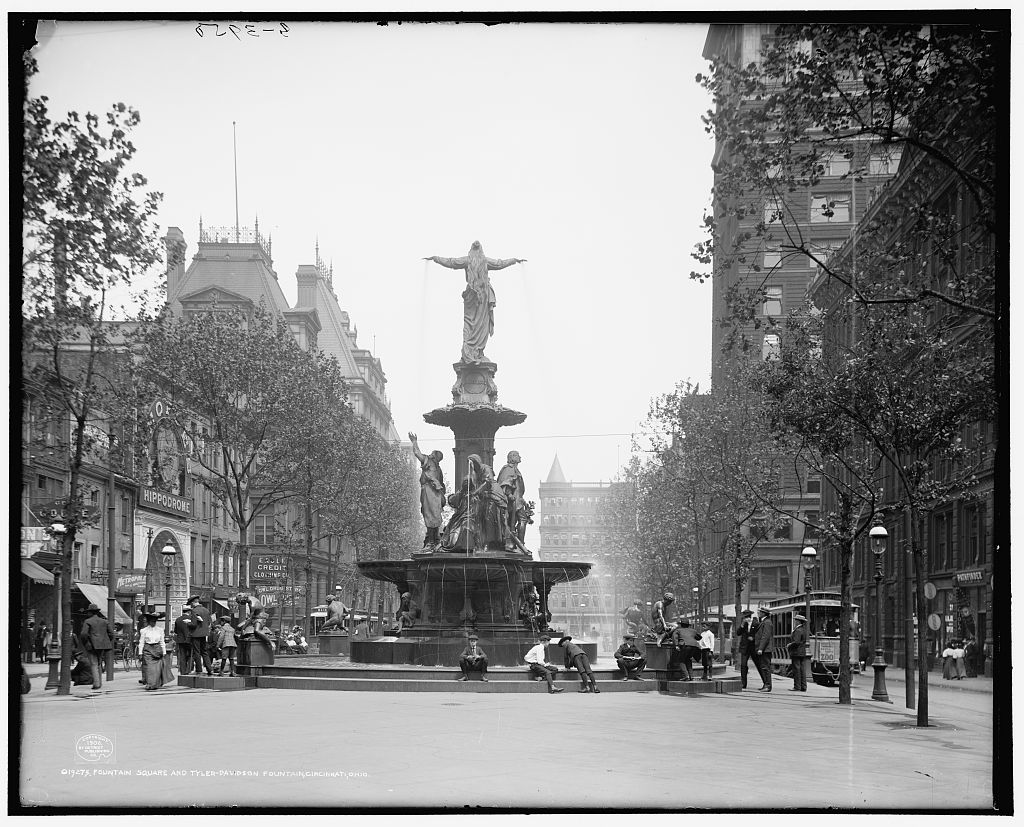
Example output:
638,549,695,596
142,611,159,620
85,604,102,613
742,609,753,617
539,634,552,641
185,595,201,604
557,635,572,645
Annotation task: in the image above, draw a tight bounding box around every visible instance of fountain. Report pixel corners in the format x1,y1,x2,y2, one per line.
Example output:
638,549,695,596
351,242,593,666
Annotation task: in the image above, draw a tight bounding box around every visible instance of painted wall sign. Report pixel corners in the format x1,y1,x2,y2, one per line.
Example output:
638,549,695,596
251,555,287,580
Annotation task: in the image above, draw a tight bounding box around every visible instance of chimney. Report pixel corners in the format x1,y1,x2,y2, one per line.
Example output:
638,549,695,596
295,264,320,308
163,227,186,299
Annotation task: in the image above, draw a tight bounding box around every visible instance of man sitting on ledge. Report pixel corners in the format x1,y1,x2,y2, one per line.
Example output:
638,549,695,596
524,634,563,694
458,634,488,681
614,633,646,680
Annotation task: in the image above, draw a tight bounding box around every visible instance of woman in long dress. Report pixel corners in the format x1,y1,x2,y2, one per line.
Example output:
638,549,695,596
138,612,166,690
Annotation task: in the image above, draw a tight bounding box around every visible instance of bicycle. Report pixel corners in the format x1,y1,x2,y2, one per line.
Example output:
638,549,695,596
119,642,138,671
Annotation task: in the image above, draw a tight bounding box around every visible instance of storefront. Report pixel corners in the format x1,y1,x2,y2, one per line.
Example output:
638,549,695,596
136,484,193,623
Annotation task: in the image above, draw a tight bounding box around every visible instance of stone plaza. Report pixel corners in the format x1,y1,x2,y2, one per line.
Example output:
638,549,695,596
18,661,995,811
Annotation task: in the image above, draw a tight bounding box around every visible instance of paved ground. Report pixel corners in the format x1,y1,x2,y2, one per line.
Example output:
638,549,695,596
16,661,996,811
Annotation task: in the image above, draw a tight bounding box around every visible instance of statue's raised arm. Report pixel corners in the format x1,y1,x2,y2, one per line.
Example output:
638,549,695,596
424,240,525,364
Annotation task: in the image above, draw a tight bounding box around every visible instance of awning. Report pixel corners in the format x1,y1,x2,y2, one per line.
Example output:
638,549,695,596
21,558,54,585
74,582,133,625
213,598,233,614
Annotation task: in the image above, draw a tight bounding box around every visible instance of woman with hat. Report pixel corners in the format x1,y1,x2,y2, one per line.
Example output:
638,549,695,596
138,611,167,690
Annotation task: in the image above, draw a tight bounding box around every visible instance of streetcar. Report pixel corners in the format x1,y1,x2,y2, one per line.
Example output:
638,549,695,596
763,592,861,686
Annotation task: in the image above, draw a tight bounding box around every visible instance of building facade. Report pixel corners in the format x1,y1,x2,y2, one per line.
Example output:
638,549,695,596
701,24,900,609
535,456,630,654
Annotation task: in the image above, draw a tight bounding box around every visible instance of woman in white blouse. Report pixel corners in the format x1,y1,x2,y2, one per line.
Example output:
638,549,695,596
138,611,167,690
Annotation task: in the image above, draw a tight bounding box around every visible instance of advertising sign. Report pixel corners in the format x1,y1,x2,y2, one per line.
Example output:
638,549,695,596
251,555,287,580
816,640,837,663
256,591,279,607
954,570,985,586
138,486,192,519
116,570,148,593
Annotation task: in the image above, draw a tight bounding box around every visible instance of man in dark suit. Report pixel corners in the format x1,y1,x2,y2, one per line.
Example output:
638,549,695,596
753,607,775,692
185,596,214,677
173,607,195,675
671,620,703,681
736,609,760,689
614,633,646,680
80,604,114,690
458,633,489,681
558,635,599,693
788,613,808,691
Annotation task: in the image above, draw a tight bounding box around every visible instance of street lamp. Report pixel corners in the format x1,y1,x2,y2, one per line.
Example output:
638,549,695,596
692,586,700,626
801,546,817,685
869,522,892,703
45,522,66,690
160,542,176,638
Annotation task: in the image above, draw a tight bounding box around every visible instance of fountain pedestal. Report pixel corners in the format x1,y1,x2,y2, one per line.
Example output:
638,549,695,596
354,556,592,666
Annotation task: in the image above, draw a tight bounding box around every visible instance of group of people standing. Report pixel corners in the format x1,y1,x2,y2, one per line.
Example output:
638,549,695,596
736,607,778,692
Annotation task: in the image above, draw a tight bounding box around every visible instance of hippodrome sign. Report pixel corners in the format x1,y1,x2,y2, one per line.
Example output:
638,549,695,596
138,486,193,519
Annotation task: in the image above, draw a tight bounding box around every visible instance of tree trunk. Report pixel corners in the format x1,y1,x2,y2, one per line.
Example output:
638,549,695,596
838,493,854,705
909,503,929,726
237,525,248,590
304,498,314,640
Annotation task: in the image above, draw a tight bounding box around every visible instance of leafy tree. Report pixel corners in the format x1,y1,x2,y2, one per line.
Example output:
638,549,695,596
21,55,163,695
135,303,352,590
694,24,999,330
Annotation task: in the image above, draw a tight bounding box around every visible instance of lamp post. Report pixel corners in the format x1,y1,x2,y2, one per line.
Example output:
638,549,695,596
160,542,176,639
691,586,700,626
45,522,66,689
801,546,817,685
869,523,892,703
144,528,154,612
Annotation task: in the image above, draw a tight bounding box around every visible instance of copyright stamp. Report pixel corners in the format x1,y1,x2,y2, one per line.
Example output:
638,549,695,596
74,733,115,764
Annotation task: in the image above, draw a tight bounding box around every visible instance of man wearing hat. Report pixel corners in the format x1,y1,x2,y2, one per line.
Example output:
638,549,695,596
80,604,114,690
788,613,809,691
652,592,678,645
614,633,646,680
558,635,600,693
523,634,563,693
173,606,196,676
736,609,760,689
458,633,489,681
185,595,214,677
753,607,775,692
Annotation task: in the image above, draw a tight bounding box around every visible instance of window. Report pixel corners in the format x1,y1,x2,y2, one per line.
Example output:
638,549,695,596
804,511,820,541
773,519,792,541
120,496,130,533
762,334,781,361
763,286,783,316
201,538,209,583
764,197,784,224
120,546,131,569
806,238,845,269
806,475,821,494
933,512,950,570
253,507,276,546
868,149,902,175
90,544,101,571
825,154,851,176
763,250,782,269
811,192,851,223
779,566,791,593
749,570,760,592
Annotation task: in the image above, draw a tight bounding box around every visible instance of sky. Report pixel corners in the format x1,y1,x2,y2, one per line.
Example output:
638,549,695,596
27,18,717,546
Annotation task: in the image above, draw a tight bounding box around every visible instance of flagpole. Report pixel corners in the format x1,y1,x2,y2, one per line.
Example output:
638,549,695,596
233,121,240,243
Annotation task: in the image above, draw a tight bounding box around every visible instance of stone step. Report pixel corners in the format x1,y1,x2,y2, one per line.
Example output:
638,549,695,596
252,675,656,693
241,665,655,682
667,678,743,696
